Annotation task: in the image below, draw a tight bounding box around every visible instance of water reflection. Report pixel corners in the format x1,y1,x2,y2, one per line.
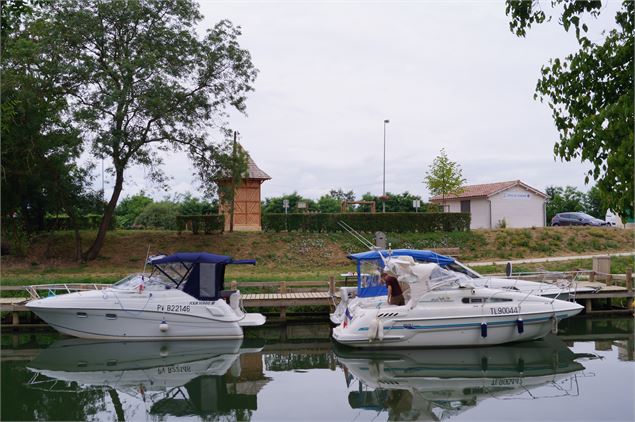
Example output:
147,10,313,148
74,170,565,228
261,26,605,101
2,317,632,421
26,338,267,420
335,335,596,421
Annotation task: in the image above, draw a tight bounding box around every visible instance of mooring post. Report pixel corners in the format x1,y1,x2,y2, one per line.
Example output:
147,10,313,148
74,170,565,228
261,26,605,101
626,269,634,312
606,274,613,286
328,276,335,296
279,282,288,320
589,271,595,283
12,311,19,328
585,299,593,314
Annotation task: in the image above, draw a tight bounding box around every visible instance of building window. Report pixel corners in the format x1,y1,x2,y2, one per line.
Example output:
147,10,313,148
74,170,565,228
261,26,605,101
460,200,471,213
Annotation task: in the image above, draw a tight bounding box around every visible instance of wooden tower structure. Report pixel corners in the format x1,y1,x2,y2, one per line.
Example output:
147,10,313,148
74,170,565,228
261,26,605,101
217,152,271,232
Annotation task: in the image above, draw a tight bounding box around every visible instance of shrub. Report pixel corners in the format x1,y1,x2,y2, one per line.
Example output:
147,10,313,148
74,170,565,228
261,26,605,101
115,193,153,228
44,214,116,230
261,212,470,233
176,215,225,234
134,202,180,230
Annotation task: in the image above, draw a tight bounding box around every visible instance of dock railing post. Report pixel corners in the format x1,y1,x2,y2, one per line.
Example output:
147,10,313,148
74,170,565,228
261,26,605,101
328,276,335,296
279,281,287,320
589,271,596,283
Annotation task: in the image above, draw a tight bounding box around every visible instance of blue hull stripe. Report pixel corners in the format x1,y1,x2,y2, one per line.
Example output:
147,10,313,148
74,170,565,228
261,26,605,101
357,314,568,332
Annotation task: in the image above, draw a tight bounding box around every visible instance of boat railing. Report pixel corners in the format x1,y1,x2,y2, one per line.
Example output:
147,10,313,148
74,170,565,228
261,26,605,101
21,283,110,300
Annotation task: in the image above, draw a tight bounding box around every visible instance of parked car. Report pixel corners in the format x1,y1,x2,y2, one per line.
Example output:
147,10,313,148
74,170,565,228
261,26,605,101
551,212,609,226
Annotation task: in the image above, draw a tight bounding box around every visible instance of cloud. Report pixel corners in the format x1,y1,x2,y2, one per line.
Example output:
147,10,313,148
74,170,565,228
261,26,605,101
94,1,618,203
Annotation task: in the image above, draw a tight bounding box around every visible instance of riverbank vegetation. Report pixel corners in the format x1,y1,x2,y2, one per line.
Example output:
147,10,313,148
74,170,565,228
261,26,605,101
2,227,632,286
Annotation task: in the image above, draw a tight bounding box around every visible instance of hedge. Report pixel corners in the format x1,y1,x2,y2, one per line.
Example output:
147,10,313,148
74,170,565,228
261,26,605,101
261,212,470,233
44,214,116,231
176,215,225,234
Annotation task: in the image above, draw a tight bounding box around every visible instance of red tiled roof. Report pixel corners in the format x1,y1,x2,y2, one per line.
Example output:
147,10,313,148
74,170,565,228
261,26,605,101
429,180,546,201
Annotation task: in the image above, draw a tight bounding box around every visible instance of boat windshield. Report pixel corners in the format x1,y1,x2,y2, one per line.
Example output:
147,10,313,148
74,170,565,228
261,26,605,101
112,273,175,291
446,262,481,278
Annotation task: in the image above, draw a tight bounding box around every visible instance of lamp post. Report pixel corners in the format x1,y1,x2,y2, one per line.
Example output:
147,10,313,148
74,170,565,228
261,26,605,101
382,119,390,213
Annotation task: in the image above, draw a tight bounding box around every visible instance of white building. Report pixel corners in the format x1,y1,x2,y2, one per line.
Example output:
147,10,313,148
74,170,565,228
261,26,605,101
430,180,548,229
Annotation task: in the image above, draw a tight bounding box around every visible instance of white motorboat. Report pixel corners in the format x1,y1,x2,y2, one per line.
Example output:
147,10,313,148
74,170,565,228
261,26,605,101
331,257,583,348
330,249,592,325
26,252,266,340
335,335,591,420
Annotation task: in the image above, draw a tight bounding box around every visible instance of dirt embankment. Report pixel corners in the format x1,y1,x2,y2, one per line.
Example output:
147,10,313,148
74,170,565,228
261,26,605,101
1,227,633,281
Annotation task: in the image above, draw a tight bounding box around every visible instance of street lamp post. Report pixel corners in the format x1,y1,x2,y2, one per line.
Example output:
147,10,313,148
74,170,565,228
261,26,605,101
382,119,390,213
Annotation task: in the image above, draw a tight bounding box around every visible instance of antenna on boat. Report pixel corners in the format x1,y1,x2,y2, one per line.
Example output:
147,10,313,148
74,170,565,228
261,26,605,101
338,221,375,250
337,221,388,266
142,244,151,277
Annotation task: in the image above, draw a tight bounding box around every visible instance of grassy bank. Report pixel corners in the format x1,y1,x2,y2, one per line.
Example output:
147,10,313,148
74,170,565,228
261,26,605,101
1,227,633,285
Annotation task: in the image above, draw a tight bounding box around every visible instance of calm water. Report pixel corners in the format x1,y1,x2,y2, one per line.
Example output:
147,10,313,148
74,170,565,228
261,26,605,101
1,317,633,422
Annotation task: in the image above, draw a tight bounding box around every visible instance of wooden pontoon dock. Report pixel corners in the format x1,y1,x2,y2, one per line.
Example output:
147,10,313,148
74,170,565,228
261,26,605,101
1,269,633,329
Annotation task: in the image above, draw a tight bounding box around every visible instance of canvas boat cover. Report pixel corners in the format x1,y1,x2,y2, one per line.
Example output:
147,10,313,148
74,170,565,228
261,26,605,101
346,249,455,297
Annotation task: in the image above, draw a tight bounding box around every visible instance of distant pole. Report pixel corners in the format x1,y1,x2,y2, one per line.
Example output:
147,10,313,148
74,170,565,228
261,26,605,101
382,119,390,213
229,131,238,233
101,158,105,201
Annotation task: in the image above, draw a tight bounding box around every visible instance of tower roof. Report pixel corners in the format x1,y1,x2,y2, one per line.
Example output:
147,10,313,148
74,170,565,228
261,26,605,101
247,155,271,180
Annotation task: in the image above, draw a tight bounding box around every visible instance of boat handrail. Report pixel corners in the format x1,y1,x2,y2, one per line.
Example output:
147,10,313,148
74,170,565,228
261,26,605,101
24,283,110,299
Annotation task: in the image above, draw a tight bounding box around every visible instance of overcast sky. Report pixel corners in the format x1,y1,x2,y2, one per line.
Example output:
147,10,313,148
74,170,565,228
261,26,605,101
104,0,620,203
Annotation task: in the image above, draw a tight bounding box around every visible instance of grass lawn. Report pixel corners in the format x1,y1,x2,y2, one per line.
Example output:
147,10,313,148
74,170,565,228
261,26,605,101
1,227,632,288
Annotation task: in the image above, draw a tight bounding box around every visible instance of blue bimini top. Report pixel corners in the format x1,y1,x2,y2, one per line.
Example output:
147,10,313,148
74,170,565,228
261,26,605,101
147,252,255,300
148,252,256,266
347,249,455,266
346,249,455,297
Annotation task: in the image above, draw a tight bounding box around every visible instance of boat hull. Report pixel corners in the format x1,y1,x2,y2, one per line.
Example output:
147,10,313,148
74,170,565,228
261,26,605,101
332,309,580,348
29,306,245,340
26,288,264,340
332,286,584,349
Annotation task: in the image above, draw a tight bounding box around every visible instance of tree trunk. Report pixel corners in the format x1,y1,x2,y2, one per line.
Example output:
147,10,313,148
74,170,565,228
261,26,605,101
83,169,124,261
229,192,235,232
68,210,84,263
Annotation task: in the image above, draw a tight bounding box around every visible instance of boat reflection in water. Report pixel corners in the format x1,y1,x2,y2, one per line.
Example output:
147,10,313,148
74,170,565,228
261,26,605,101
27,338,268,419
335,335,596,420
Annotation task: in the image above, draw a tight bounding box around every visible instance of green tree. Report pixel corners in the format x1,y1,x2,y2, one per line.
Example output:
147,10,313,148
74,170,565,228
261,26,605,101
134,201,180,230
33,0,257,260
115,192,153,229
177,192,217,216
506,0,634,218
423,149,466,208
545,185,586,221
328,188,356,202
1,0,98,258
316,194,341,213
584,185,608,219
262,192,316,214
211,135,249,232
